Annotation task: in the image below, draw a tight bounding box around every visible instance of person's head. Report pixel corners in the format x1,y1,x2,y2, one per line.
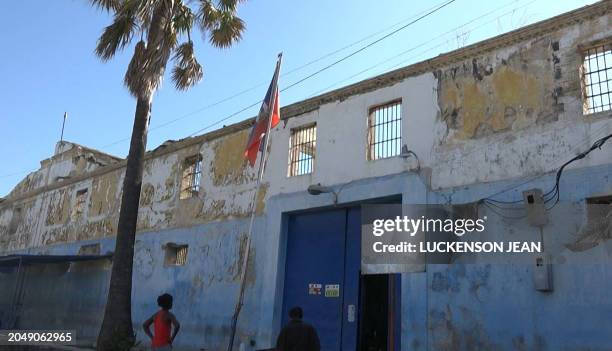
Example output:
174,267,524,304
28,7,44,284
288,306,303,320
157,293,173,310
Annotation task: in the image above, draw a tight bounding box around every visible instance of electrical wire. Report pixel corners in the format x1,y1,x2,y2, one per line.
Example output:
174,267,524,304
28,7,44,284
482,201,527,220
280,0,457,92
482,120,612,204
193,0,535,141
279,0,453,78
309,0,534,97
0,170,36,179
481,131,612,218
98,0,455,150
545,132,612,210
0,0,456,180
185,0,457,137
0,0,544,179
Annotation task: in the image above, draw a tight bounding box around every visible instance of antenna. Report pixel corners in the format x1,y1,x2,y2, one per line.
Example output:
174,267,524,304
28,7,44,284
60,112,67,142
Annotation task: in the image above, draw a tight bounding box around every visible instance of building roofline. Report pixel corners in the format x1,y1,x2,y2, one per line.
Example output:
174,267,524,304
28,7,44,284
183,0,610,147
279,0,610,119
51,140,123,162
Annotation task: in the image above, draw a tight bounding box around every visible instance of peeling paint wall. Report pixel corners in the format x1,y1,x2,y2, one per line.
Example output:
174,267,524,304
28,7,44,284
430,14,612,189
2,7,610,255
437,48,555,140
0,129,264,252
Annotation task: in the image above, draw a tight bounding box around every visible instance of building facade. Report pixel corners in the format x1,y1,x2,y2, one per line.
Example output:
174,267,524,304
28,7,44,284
1,1,612,350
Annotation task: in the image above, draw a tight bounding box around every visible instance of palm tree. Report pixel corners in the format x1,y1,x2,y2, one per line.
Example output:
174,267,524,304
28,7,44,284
89,1,246,349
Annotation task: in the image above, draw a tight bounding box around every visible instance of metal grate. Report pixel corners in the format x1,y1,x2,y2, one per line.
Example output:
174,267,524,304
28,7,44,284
368,100,402,160
180,155,202,199
583,44,612,114
164,244,188,266
175,246,188,265
288,124,316,176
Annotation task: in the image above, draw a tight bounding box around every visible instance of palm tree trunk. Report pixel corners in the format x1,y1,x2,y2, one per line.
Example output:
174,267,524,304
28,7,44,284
97,95,152,351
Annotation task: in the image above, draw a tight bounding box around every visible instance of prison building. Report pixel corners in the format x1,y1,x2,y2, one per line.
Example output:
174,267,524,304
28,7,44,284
1,1,612,350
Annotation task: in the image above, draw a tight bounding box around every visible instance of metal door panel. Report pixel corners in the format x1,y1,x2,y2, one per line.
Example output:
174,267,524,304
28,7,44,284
283,209,347,351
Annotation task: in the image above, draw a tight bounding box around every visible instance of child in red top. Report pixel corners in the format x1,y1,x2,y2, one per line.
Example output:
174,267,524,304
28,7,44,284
143,293,181,350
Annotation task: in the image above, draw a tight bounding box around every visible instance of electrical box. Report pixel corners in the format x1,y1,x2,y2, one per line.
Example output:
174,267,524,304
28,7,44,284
523,188,548,226
533,254,553,291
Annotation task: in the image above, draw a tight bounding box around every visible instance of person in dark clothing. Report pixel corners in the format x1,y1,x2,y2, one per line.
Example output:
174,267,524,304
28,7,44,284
276,306,321,351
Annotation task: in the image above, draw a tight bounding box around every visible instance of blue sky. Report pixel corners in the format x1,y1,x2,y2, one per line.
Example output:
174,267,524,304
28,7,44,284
0,0,597,196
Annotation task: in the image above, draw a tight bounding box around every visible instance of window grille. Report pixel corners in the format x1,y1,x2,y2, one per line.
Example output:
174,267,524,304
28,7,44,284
175,246,188,265
288,124,316,176
164,244,188,266
180,155,202,199
368,100,402,160
582,43,612,114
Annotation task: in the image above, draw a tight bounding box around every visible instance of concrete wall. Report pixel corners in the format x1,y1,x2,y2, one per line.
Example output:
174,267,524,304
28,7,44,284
0,2,611,350
400,163,612,351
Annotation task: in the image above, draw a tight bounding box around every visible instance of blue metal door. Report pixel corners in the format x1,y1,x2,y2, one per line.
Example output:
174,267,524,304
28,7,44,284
282,208,361,351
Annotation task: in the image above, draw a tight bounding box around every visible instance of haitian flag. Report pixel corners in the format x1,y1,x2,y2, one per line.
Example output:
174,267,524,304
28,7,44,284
244,55,282,166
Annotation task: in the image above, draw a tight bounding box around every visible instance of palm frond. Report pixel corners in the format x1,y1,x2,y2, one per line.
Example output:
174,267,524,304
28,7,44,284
173,1,195,35
89,0,122,12
94,0,246,97
216,0,245,11
197,0,219,31
124,40,147,97
95,4,138,60
209,11,244,48
133,0,157,31
171,41,203,90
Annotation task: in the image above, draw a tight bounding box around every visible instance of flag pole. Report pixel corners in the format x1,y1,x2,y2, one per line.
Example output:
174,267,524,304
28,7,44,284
227,53,282,351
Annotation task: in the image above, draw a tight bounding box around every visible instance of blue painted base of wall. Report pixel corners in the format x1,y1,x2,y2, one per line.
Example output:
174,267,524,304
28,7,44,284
1,163,611,350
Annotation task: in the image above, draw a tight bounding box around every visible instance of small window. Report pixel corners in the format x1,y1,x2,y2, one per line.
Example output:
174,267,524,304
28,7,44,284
78,243,101,255
180,155,202,199
582,43,612,114
9,207,22,234
164,244,188,266
72,189,88,221
568,196,612,251
368,100,402,160
288,124,316,177
586,196,612,224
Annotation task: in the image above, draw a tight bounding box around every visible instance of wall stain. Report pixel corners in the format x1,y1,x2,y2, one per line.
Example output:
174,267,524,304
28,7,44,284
211,129,250,187
438,39,555,141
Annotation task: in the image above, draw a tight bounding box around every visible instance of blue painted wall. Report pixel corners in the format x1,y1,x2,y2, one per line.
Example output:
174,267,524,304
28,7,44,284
1,163,611,350
399,163,612,351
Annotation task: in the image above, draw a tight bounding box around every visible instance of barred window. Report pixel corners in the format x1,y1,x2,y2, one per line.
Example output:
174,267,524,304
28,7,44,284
72,189,88,221
368,100,402,160
582,43,612,114
288,124,316,177
164,244,188,266
180,155,202,199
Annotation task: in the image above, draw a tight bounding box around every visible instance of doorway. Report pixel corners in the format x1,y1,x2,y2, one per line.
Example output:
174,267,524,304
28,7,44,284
358,274,400,351
281,206,400,351
359,275,388,351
